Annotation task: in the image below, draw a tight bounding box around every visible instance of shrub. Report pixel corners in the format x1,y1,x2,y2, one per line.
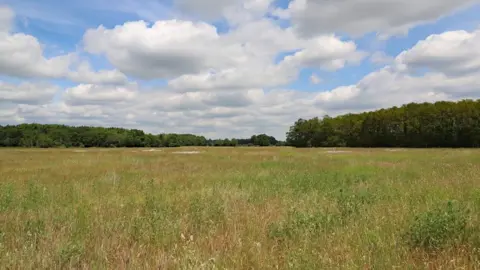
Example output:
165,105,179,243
404,201,469,250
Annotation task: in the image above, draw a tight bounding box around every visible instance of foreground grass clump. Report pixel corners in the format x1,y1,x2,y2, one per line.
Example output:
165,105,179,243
404,201,470,250
1,147,480,268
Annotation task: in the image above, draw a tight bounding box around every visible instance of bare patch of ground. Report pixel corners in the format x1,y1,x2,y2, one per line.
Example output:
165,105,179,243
172,151,202,155
142,149,162,152
325,150,353,154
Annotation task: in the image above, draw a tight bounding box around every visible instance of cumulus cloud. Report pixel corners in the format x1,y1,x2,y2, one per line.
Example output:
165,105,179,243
275,0,476,37
67,61,128,85
63,84,138,106
0,7,124,84
168,65,296,92
83,20,227,79
0,32,73,78
280,36,366,71
0,6,72,78
396,28,480,76
0,81,58,105
84,18,364,91
314,68,450,113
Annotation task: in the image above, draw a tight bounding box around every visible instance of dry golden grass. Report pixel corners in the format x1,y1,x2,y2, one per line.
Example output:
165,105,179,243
1,147,480,269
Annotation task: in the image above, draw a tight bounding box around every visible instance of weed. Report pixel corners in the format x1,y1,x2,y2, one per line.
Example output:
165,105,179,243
58,241,85,268
335,188,375,222
0,183,15,212
404,201,469,250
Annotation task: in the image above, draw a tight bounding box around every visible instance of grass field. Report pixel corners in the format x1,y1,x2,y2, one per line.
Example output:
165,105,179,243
1,147,480,269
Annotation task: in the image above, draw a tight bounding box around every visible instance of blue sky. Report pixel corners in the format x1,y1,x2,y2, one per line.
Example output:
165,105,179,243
1,0,480,138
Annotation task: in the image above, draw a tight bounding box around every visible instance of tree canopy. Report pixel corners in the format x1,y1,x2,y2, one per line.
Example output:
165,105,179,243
286,99,480,148
0,124,280,148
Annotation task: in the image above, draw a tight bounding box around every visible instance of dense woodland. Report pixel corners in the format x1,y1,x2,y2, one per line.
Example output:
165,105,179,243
0,124,280,148
286,99,480,148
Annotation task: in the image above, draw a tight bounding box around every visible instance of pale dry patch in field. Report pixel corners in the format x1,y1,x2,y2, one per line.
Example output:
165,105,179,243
172,151,202,155
326,150,353,154
142,148,163,152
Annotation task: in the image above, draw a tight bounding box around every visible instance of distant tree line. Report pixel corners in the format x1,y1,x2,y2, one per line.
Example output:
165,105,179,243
0,124,281,148
209,134,281,147
286,100,480,148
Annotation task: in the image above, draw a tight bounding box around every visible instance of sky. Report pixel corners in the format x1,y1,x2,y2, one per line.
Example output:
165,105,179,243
1,0,480,139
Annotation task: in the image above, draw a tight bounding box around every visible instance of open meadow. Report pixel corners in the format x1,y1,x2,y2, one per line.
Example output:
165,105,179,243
1,147,480,269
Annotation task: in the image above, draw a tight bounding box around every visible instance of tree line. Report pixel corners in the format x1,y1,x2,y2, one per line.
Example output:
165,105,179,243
3,99,479,149
0,124,281,148
286,99,480,148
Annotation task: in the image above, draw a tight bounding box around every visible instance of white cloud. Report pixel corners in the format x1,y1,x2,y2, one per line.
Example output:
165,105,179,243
0,7,122,83
0,31,127,82
63,84,137,106
84,18,364,92
0,32,73,78
276,0,476,37
84,20,227,79
0,81,58,105
396,28,480,76
280,36,366,71
0,5,72,79
168,65,296,92
67,61,128,85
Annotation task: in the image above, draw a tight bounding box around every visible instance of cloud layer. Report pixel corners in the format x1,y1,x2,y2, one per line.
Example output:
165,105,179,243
1,2,480,139
275,0,477,37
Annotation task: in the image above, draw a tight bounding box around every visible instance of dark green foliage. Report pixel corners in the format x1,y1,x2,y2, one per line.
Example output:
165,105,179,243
0,124,281,148
209,134,280,147
251,134,277,146
0,183,15,212
57,241,85,268
404,201,469,250
212,138,239,147
0,124,208,148
286,99,480,148
335,188,375,221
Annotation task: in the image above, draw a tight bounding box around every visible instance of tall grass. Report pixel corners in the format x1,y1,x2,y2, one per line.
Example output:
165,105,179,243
1,147,480,269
